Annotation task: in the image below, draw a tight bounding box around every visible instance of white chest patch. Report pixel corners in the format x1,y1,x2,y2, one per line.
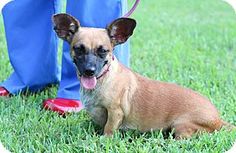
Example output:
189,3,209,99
80,86,102,108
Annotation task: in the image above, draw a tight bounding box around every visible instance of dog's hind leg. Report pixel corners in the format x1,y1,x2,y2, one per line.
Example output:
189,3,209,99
172,122,198,139
172,117,223,139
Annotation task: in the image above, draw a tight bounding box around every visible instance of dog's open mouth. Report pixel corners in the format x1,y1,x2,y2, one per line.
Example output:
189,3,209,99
81,76,97,90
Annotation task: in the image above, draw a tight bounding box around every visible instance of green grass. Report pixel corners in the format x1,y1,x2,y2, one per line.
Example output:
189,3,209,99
0,0,236,152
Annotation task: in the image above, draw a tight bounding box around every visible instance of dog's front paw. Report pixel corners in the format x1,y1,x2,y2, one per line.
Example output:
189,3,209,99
103,128,114,137
103,131,113,136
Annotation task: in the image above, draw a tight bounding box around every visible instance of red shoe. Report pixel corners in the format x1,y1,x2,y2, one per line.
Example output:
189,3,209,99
43,98,84,114
0,87,10,96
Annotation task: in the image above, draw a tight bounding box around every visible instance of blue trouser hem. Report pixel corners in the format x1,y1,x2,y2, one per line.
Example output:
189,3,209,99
1,0,60,94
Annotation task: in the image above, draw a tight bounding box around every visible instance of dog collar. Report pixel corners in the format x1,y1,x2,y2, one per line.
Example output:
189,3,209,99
96,55,115,80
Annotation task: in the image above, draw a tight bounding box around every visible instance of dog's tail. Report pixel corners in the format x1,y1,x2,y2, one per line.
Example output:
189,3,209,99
221,120,236,131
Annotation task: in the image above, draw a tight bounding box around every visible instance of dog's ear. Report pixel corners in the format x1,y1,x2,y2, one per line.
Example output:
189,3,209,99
107,18,136,46
53,13,80,43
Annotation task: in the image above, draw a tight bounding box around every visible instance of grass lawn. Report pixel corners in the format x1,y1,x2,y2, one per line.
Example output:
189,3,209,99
0,0,236,152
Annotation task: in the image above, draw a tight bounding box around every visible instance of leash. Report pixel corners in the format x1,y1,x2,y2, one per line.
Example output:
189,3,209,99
123,0,140,17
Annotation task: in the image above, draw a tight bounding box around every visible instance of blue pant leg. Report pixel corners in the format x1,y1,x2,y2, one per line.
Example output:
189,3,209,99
1,0,60,94
114,0,130,67
57,0,130,100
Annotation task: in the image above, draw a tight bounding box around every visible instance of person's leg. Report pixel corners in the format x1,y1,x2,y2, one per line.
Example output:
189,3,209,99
43,0,130,114
0,0,60,95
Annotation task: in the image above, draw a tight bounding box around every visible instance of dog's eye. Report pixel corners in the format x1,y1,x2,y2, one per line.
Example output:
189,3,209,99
97,46,108,53
97,46,108,58
98,48,107,53
73,45,86,56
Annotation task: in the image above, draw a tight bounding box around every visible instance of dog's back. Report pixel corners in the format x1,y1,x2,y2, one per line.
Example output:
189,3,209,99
110,63,223,136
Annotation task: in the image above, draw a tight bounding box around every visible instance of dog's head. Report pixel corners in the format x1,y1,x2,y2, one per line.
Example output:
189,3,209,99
53,13,136,89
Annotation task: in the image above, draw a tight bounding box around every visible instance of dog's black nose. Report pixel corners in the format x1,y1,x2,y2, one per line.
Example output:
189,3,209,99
84,67,96,76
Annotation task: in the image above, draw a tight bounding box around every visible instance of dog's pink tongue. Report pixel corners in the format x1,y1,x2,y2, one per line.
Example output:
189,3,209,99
81,76,97,90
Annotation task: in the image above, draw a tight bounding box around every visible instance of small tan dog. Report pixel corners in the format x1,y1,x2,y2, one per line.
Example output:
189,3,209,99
53,13,234,138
